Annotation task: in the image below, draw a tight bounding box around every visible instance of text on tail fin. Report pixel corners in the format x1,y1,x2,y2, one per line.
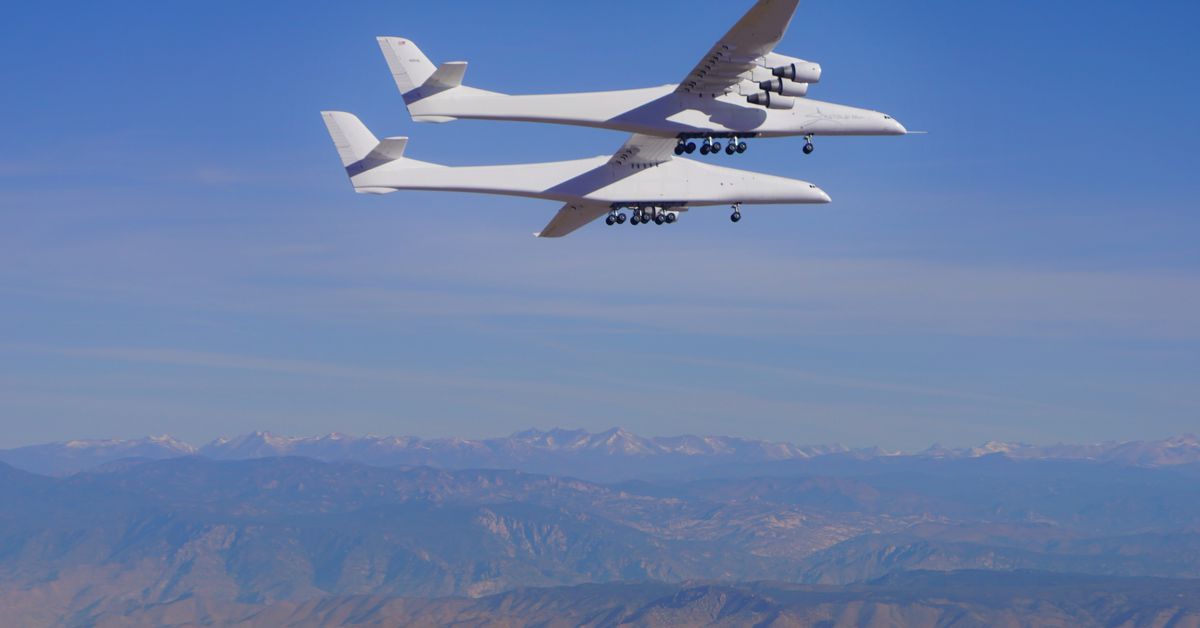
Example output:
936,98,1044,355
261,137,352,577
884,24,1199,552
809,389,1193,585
378,37,436,100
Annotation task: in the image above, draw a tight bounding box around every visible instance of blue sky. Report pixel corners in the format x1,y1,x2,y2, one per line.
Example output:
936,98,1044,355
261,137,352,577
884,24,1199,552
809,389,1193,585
1,0,1197,449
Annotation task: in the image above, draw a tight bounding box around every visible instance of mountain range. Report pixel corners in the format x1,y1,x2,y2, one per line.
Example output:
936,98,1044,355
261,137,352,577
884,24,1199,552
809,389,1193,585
3,428,1200,625
3,427,1199,478
2,446,1200,624
26,573,1200,627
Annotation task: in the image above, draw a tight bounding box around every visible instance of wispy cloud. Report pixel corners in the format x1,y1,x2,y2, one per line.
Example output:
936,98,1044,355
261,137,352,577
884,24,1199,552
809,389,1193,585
4,210,1198,340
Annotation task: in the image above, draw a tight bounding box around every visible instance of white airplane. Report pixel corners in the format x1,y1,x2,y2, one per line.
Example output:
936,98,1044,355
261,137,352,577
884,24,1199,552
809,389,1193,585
378,0,907,157
321,112,831,238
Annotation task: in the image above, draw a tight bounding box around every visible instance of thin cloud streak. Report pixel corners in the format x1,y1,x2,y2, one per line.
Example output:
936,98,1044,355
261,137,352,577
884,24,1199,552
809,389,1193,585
4,212,1198,340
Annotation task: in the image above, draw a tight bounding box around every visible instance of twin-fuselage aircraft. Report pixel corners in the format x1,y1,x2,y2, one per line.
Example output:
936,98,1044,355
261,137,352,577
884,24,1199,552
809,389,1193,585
322,0,909,237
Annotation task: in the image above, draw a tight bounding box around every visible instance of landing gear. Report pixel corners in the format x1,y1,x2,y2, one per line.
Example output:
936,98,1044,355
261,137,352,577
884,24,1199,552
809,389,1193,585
726,137,746,156
678,136,751,157
730,203,742,223
803,135,815,155
612,206,682,229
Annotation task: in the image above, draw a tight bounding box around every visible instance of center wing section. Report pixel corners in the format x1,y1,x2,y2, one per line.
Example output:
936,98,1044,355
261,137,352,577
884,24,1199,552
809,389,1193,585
537,135,678,238
677,0,802,96
608,133,678,168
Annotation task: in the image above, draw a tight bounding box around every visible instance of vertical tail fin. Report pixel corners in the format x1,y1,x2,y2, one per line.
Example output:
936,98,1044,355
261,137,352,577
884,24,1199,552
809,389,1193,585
321,111,380,168
320,112,436,194
377,37,438,104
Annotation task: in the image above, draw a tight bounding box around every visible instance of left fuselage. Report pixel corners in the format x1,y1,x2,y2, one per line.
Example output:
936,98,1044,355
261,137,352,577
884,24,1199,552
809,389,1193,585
350,154,831,208
409,85,906,139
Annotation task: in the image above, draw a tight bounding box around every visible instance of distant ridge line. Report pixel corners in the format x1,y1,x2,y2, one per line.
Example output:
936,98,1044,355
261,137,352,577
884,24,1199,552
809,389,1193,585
0,427,1197,477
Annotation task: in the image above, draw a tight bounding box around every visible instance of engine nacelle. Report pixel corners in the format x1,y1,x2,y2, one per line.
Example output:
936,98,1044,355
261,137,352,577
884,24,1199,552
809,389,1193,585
759,78,810,98
772,61,822,84
763,53,822,84
746,92,796,110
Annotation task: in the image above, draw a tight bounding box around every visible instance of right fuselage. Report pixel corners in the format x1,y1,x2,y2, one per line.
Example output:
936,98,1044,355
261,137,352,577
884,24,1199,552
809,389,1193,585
409,85,907,139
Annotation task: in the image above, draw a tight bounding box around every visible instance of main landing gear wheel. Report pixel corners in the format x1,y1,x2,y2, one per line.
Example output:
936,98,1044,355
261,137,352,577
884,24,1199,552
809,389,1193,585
725,143,736,155
731,212,742,223
737,142,748,154
685,142,697,154
665,212,677,224
616,213,627,224
606,215,616,226
699,144,710,155
674,143,686,156
654,213,666,225
711,141,722,154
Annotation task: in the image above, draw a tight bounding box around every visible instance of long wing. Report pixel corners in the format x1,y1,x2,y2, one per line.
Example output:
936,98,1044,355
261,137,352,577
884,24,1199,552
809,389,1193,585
677,0,802,96
536,202,611,238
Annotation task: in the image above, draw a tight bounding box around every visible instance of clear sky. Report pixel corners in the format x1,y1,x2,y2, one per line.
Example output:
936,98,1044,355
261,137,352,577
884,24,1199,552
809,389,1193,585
1,1,1197,449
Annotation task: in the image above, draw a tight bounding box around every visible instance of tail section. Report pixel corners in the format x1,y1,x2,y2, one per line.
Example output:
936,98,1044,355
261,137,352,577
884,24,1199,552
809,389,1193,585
378,37,501,123
377,37,438,101
320,112,438,193
321,111,384,168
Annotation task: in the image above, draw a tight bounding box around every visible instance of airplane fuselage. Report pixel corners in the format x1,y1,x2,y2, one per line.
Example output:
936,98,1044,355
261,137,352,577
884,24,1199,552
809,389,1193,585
350,153,830,208
409,85,906,139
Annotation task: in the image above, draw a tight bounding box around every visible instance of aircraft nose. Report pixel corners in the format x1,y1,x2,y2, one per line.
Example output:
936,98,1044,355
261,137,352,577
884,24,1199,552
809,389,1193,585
884,115,908,135
808,184,832,203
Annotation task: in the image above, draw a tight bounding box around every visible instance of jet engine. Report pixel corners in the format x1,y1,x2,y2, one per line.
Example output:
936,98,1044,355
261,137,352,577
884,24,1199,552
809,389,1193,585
772,62,822,83
759,78,809,98
763,53,822,84
746,92,796,110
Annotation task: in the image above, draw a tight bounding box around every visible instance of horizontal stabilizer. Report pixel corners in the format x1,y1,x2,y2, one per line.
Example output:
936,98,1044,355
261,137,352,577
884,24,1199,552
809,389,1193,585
427,62,467,91
369,137,409,161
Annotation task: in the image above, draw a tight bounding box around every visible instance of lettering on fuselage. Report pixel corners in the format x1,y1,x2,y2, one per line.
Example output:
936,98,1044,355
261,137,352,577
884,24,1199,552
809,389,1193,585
804,110,866,121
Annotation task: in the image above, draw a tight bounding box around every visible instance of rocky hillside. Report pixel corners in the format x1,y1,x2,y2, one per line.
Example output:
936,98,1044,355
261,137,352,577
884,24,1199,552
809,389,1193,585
2,452,1200,625
16,573,1200,627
